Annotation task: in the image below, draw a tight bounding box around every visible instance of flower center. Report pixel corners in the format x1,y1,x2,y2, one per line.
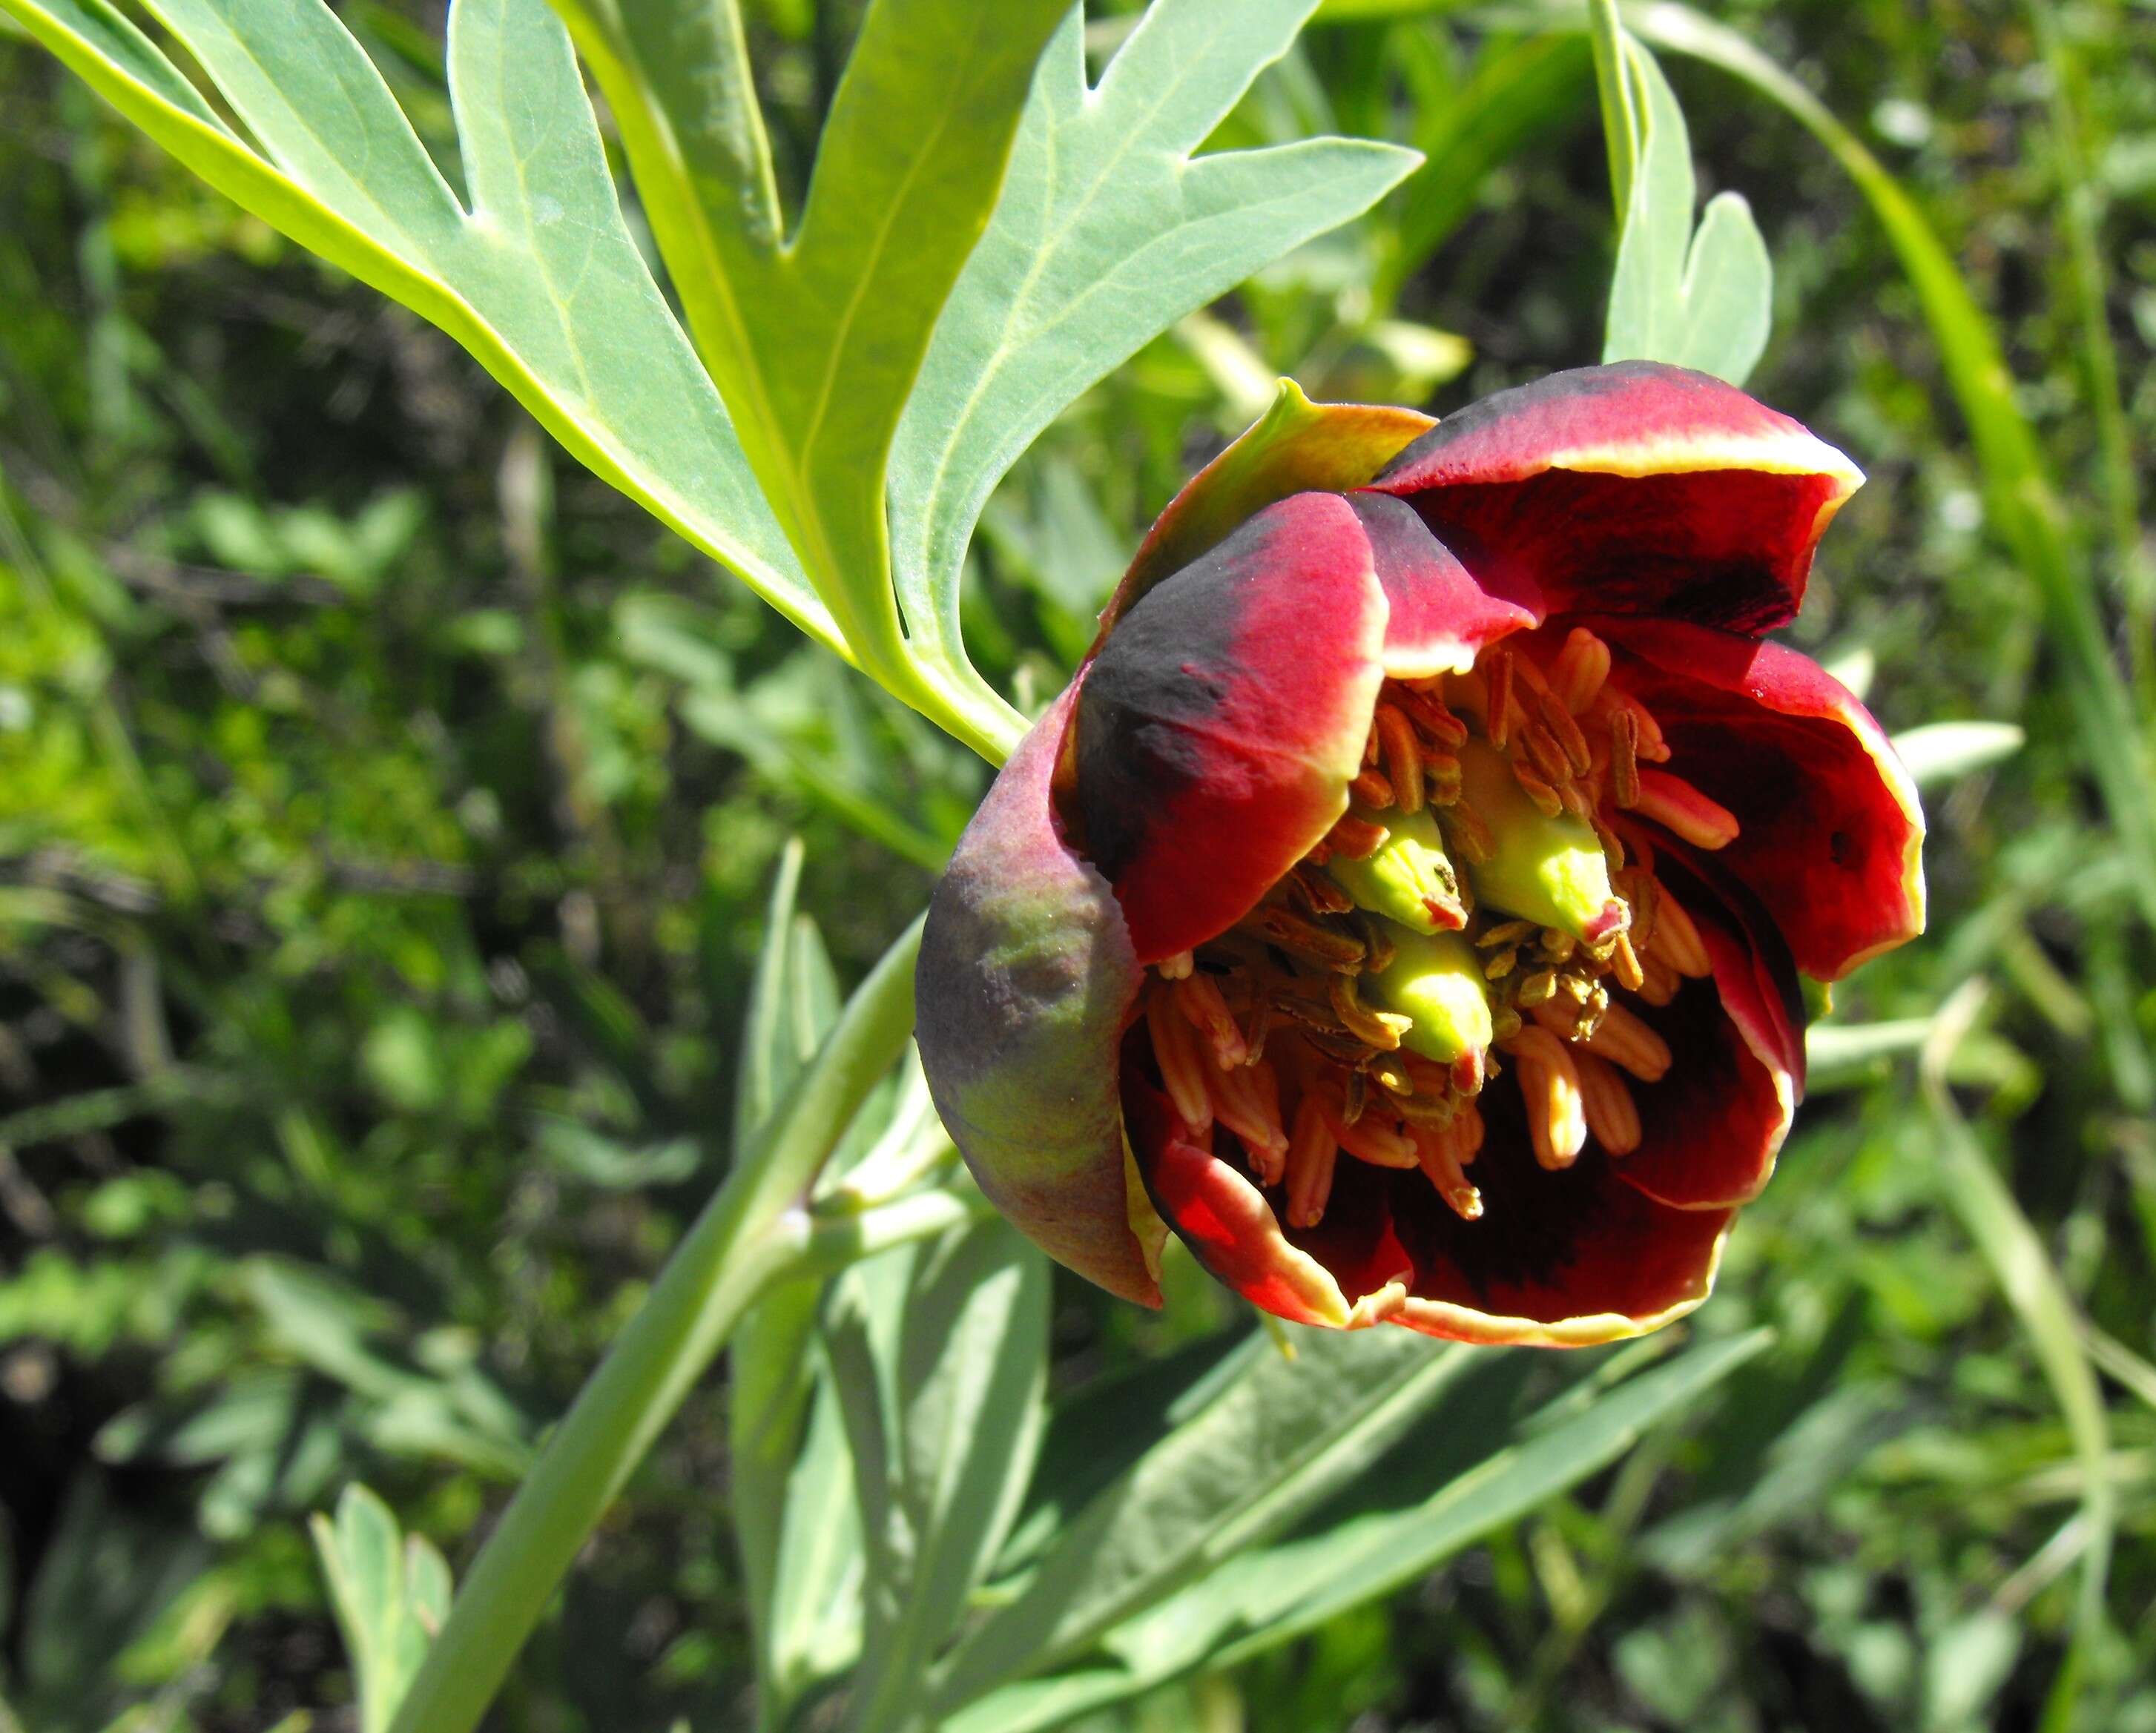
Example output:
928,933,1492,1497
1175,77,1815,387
1141,626,1739,1232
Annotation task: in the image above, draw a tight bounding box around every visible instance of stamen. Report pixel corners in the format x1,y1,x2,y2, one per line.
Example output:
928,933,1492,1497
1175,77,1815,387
1509,761,1566,819
1175,974,1250,1068
1395,683,1470,747
1537,927,1577,963
1412,1122,1484,1221
1591,687,1670,762
1423,753,1463,805
1325,814,1391,859
1241,995,1274,1066
1325,1100,1420,1168
1644,882,1712,978
1552,627,1611,714
1575,1051,1642,1156
1436,799,1493,865
1633,768,1739,850
1239,904,1368,971
1329,974,1412,1051
1290,864,1356,917
1342,1067,1368,1126
1517,968,1558,1006
1454,1097,1486,1159
1159,950,1195,980
1375,703,1425,814
1635,954,1681,1006
1520,721,1573,788
1146,991,1213,1132
1483,946,1518,982
1504,1026,1588,1170
1583,1002,1673,1082
1209,1059,1289,1180
1368,1053,1415,1097
1354,913,1397,974
1486,650,1514,748
1477,919,1537,949
1351,768,1396,808
1610,710,1641,808
1511,656,1594,773
1609,931,1646,992
1285,1095,1339,1229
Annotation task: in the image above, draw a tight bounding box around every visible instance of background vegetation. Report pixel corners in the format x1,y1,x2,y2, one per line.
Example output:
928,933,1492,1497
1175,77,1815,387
3,0,2155,1727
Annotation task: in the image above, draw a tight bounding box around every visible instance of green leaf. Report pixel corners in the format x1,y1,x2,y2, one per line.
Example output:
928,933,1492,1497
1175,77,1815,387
1890,719,2026,787
311,1485,452,1733
0,0,834,654
1600,33,1770,384
943,1331,1770,1732
730,838,842,1711
1922,991,2114,1723
558,0,1071,755
825,1222,1051,1733
888,0,1420,680
1669,189,1771,382
764,1359,868,1714
932,1327,1480,1714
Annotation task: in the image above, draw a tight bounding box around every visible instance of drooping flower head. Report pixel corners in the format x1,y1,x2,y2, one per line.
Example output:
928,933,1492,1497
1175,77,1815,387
916,363,1924,1344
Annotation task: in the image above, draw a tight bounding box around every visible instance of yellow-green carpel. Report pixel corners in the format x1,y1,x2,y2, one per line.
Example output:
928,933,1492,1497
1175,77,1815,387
1457,740,1626,944
1324,808,1467,934
1367,925,1493,1063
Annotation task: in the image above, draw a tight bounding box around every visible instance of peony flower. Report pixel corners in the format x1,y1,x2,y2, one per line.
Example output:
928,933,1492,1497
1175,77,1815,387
914,362,1924,1345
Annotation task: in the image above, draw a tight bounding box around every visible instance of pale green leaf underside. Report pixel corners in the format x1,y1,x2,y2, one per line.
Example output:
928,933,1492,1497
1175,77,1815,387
4,0,834,655
888,0,1421,666
1601,33,1770,386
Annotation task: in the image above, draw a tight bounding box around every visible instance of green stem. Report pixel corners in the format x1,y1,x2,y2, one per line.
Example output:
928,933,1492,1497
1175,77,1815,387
1585,0,1637,222
386,917,926,1733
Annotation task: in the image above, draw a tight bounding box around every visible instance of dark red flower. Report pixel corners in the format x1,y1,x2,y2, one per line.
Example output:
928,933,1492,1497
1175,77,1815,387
916,363,1924,1344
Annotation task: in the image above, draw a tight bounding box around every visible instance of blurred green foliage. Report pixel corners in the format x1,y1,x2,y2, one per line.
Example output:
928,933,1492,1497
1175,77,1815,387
3,0,2155,1729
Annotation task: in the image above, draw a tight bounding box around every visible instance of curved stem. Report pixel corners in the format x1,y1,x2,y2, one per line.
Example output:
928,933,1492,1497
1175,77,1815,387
386,917,926,1733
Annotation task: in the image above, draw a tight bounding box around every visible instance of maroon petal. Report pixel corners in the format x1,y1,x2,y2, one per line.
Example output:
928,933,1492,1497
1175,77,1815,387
1305,1107,1733,1346
1368,362,1863,633
1590,615,1926,982
1101,380,1431,645
1346,492,1540,677
1075,492,1388,965
916,686,1161,1307
1606,842,1804,1212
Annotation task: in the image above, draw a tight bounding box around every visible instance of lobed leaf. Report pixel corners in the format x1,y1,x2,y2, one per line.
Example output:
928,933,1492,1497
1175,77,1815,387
887,0,1421,681
0,0,834,654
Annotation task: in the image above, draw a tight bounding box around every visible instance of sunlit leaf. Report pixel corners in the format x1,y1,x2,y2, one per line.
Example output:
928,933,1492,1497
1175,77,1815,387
0,0,833,652
887,0,1420,682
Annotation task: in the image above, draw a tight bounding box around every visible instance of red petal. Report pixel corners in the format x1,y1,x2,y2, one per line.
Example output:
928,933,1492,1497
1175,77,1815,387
1100,380,1431,647
1590,615,1926,981
1369,362,1862,633
1125,1023,1733,1344
1326,1102,1735,1346
1346,492,1540,677
1606,842,1803,1212
916,685,1161,1307
1074,492,1388,964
